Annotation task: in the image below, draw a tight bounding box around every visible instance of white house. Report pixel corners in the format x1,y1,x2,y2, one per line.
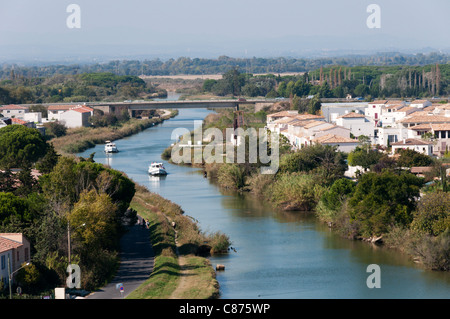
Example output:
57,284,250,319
409,99,432,109
391,138,434,156
409,123,450,156
47,105,77,121
335,112,374,139
366,100,388,126
266,110,300,124
59,106,94,128
312,134,359,153
377,126,408,147
321,102,368,123
23,112,42,123
0,233,31,288
0,105,28,119
380,104,418,127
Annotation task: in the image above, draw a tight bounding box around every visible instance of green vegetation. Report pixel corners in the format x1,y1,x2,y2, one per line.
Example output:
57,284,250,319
0,72,166,105
1,53,447,78
127,184,221,299
199,63,450,101
0,126,138,296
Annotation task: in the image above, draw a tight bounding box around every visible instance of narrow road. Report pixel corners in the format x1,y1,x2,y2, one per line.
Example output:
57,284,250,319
86,217,154,299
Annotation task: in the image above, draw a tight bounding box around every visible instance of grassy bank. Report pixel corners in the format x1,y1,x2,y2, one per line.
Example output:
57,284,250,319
126,184,223,299
51,110,178,155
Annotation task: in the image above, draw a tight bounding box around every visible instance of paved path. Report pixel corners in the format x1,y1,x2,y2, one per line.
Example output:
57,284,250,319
86,217,154,299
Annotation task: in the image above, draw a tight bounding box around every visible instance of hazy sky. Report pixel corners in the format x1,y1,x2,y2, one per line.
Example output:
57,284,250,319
0,0,449,62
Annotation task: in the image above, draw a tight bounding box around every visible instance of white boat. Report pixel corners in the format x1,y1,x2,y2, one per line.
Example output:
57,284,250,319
148,162,167,176
104,141,119,153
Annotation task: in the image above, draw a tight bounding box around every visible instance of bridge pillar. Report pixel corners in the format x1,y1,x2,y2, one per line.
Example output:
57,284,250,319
128,108,135,118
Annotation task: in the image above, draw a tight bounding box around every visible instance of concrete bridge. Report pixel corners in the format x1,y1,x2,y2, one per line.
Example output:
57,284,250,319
85,99,277,115
19,97,365,117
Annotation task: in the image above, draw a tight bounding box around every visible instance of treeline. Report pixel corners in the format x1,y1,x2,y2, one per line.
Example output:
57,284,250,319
202,65,450,102
1,52,448,78
0,124,137,296
0,72,166,105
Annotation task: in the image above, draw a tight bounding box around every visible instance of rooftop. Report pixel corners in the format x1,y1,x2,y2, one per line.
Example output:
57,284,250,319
337,112,366,119
400,115,450,124
267,110,299,118
313,134,358,144
0,234,23,253
0,104,27,110
391,138,433,146
369,100,389,105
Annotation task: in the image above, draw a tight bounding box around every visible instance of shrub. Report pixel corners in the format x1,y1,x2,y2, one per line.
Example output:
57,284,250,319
269,172,325,211
217,164,246,190
410,191,450,236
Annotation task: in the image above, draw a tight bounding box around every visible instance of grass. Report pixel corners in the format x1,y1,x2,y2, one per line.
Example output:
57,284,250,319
125,184,221,299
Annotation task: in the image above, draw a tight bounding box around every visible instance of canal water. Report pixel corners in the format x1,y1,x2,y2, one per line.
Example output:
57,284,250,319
77,103,450,299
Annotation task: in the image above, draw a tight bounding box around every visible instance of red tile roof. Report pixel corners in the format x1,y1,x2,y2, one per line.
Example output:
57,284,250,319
0,236,23,253
0,104,27,110
11,118,27,125
70,106,93,113
391,138,433,146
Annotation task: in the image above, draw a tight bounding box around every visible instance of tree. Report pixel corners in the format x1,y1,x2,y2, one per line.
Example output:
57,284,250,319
396,149,434,168
320,178,356,212
0,192,31,226
279,144,347,184
43,121,67,138
347,145,383,171
68,190,120,251
411,191,450,236
0,125,48,169
348,171,424,237
35,143,60,174
307,94,321,114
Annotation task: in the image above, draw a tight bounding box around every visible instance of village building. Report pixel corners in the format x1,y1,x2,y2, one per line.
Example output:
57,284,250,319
0,233,31,288
391,138,434,156
311,134,359,153
0,105,28,119
58,106,94,128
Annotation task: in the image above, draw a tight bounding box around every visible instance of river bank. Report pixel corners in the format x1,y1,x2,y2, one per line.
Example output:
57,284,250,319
51,110,178,156
127,184,221,299
76,107,450,298
163,107,450,273
53,107,225,298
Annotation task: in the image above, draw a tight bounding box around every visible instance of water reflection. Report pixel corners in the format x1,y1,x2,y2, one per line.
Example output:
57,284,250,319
148,174,167,189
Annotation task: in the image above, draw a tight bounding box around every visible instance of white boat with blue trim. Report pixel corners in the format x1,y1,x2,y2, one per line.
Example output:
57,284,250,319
148,162,167,176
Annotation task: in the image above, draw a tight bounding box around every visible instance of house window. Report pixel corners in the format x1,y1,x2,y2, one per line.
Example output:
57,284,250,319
17,251,20,261
1,255,5,270
441,131,446,138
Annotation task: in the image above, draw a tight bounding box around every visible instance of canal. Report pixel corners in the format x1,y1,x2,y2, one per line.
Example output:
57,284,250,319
77,106,450,299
